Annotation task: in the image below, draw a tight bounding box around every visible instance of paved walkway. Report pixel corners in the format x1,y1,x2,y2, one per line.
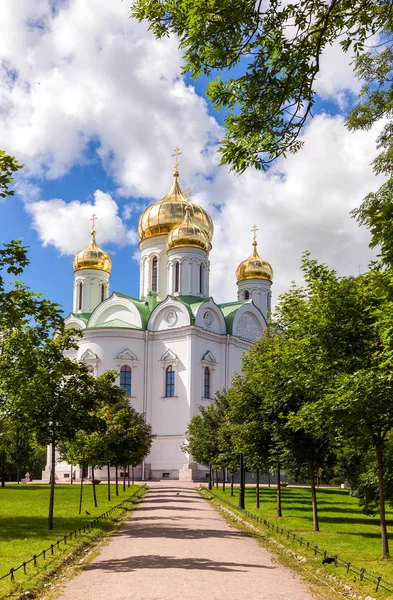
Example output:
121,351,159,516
57,483,315,600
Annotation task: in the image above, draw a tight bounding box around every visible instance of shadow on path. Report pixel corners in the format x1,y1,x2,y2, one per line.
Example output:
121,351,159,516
84,554,276,573
117,523,245,540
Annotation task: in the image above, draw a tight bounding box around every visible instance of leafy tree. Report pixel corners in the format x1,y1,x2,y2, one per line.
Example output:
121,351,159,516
184,402,221,487
131,0,391,172
0,240,64,487
0,328,97,529
0,150,23,198
228,377,271,508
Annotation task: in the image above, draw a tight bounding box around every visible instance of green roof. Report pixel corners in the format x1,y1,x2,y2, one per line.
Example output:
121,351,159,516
93,318,142,330
170,295,211,324
71,312,91,324
219,300,252,334
100,292,151,329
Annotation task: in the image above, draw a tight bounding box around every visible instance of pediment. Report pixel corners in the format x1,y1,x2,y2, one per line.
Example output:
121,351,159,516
201,350,217,364
80,349,99,362
160,349,178,362
116,349,138,361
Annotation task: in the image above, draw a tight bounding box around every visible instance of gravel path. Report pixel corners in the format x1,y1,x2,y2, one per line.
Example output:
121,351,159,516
56,482,316,600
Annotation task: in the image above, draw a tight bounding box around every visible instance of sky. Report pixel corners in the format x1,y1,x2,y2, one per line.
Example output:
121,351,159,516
0,0,383,318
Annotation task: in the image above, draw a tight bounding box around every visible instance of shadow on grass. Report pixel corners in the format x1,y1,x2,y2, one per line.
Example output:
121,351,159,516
0,517,114,541
84,554,276,573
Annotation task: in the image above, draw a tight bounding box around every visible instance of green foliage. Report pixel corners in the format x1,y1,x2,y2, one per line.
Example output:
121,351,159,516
0,484,142,596
209,486,393,590
131,0,391,172
0,150,23,198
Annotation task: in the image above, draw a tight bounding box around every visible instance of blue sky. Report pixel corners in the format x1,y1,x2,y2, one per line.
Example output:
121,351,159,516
0,0,381,317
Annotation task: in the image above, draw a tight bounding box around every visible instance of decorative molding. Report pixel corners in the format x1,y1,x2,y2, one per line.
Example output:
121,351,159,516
80,349,100,362
160,349,178,362
235,313,262,342
201,350,217,364
116,349,138,362
165,310,178,326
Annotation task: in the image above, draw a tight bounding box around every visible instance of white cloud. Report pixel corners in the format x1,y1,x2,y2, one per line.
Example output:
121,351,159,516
314,42,362,109
26,189,134,254
0,0,382,309
0,0,219,192
206,114,382,305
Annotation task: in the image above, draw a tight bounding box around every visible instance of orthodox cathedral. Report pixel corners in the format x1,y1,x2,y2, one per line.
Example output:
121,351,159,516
45,151,273,481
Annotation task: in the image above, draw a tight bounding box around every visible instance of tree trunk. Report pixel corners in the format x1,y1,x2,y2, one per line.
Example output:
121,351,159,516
123,468,126,492
17,466,19,484
208,466,212,490
92,465,97,507
1,449,5,487
268,471,271,487
230,473,234,496
277,461,282,517
127,465,130,488
376,434,390,559
70,464,73,484
79,472,84,515
222,470,225,492
256,468,260,509
48,439,56,530
107,464,111,501
132,466,135,486
216,469,219,489
309,457,319,531
115,466,119,496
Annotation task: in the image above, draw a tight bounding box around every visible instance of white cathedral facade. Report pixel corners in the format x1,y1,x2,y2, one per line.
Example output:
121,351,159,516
45,158,273,481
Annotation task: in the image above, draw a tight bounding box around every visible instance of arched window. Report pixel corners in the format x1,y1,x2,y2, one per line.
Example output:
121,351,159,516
78,281,83,311
204,367,211,399
244,290,250,300
199,264,203,294
165,366,175,397
101,283,105,303
120,365,132,397
174,261,180,293
152,256,158,292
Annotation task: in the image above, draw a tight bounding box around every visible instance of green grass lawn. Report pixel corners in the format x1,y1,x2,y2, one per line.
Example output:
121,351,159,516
0,483,143,598
206,485,393,597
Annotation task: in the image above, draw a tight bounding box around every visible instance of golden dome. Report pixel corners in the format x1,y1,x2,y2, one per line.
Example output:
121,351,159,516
73,220,112,274
236,233,273,282
167,205,210,252
138,170,213,244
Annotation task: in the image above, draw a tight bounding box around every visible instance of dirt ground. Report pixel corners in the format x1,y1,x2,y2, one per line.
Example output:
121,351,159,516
55,482,316,600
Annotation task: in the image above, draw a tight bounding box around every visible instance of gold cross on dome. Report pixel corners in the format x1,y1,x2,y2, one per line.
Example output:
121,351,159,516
172,146,182,170
251,224,258,244
91,213,97,231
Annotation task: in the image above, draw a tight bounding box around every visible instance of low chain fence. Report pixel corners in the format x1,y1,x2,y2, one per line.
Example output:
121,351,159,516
203,488,393,595
0,485,147,584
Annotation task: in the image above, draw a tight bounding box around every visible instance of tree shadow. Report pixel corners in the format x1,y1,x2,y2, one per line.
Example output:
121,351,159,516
117,523,245,540
84,554,276,573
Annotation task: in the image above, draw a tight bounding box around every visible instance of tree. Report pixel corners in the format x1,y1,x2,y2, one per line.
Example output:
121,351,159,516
131,0,391,172
184,402,221,487
0,150,23,198
0,327,97,529
0,240,64,487
228,377,272,509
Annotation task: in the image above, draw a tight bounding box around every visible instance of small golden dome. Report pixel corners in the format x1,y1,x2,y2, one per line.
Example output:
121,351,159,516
236,232,273,282
138,170,213,244
73,219,112,274
167,205,210,252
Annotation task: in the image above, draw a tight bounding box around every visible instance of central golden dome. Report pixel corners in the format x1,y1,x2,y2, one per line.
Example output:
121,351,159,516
138,170,213,244
236,238,273,282
74,222,112,274
167,205,210,252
